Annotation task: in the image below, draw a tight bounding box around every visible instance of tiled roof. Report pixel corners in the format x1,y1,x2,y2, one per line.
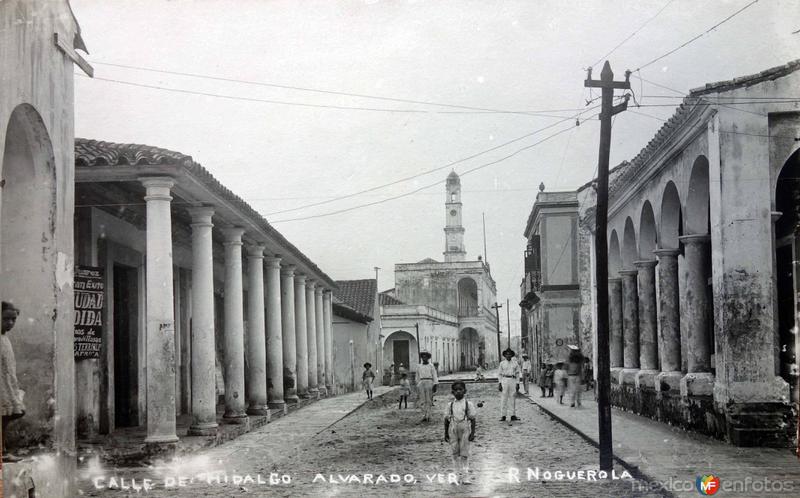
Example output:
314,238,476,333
332,296,372,324
417,257,439,264
333,279,377,319
74,139,336,289
689,59,800,96
379,293,405,306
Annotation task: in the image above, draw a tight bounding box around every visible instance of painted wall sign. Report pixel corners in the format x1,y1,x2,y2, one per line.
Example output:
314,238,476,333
74,265,104,359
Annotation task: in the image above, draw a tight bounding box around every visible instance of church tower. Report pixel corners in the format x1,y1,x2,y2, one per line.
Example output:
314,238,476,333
444,170,466,262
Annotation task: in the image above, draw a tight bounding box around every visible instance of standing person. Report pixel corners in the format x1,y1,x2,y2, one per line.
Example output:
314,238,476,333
475,364,485,381
538,363,549,397
362,362,375,400
389,363,396,387
553,362,568,404
398,373,411,409
521,354,532,395
566,345,584,408
416,351,438,422
498,348,520,425
2,302,25,462
583,357,594,392
545,363,555,397
443,381,476,484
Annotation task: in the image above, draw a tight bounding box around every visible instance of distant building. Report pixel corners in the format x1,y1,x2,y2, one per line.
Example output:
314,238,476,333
391,171,499,369
332,280,379,391
519,191,583,377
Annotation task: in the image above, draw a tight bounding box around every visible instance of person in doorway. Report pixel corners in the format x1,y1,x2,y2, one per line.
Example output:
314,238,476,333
389,363,396,387
2,302,25,462
417,351,438,422
566,346,584,408
362,362,375,400
583,357,594,392
498,348,521,425
398,373,411,409
444,381,476,484
553,362,568,404
521,354,532,395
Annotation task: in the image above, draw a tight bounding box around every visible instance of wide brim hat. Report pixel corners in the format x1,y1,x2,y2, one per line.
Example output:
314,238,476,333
502,348,516,357
522,353,529,358
419,350,432,358
567,344,580,351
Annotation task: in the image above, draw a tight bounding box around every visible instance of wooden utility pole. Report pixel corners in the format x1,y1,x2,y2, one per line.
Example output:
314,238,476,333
585,61,630,472
506,298,512,350
491,302,503,361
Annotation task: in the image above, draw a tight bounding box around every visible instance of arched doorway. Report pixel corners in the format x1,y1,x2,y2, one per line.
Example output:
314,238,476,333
459,327,480,369
457,277,478,316
774,148,800,405
1,104,60,450
383,330,418,373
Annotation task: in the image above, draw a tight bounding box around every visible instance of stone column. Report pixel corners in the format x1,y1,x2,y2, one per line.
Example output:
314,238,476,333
281,265,299,403
323,290,334,394
679,234,714,396
619,268,640,386
221,227,248,424
265,256,285,412
634,260,659,388
294,274,309,397
140,177,179,443
187,206,218,436
654,248,682,392
245,244,269,416
608,278,624,383
315,286,327,396
306,280,319,396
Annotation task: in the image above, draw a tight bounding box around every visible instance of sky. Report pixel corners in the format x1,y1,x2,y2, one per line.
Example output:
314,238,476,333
70,0,799,336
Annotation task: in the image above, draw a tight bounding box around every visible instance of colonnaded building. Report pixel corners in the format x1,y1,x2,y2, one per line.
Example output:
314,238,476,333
557,60,800,447
381,171,500,374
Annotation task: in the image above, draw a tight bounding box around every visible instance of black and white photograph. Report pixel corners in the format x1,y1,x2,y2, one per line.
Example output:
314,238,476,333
1,0,800,497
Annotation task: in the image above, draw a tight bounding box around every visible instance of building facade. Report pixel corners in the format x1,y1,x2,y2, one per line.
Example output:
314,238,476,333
1,2,89,496
332,279,379,390
393,171,499,368
579,60,800,446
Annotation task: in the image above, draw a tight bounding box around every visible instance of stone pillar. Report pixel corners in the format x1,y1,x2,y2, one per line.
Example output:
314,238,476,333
608,278,624,383
315,286,327,396
323,290,334,394
306,280,319,396
221,227,248,424
679,234,714,396
187,206,219,436
265,256,286,412
634,260,659,388
281,265,299,403
654,248,682,392
619,268,640,386
245,244,269,416
294,274,309,397
140,177,179,443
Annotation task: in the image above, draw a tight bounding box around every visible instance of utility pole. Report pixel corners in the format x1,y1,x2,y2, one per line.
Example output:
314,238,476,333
491,302,503,362
506,298,511,351
585,61,630,472
482,212,489,264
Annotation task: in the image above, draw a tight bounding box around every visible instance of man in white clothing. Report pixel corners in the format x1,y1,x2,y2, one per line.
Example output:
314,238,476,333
498,348,521,425
417,351,438,422
521,354,532,395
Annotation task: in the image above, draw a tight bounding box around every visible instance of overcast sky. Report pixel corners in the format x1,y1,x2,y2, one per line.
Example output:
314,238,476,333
70,0,798,334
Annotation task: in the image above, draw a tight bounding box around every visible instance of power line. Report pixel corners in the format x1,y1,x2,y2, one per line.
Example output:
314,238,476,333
265,106,600,215
633,0,761,72
89,60,584,118
271,116,596,223
589,0,677,69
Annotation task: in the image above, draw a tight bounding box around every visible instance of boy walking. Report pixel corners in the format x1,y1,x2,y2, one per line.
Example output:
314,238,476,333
444,381,476,484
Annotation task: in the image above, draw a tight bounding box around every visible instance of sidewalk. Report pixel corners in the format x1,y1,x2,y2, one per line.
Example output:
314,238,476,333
527,392,800,497
438,368,498,382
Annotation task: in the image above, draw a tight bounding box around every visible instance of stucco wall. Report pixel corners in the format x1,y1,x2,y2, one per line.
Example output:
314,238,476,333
331,315,369,393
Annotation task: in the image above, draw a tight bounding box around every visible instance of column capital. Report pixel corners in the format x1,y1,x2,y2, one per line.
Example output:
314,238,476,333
187,206,215,226
618,269,638,277
246,244,266,258
314,286,323,296
608,277,622,284
294,273,307,284
281,264,297,277
221,227,246,246
264,255,282,268
140,176,175,201
653,248,680,258
633,259,658,269
306,279,317,290
679,234,710,245
322,289,332,298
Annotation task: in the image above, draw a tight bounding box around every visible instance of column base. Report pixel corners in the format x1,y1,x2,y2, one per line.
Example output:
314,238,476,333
144,434,179,444
285,394,300,404
620,368,639,386
308,388,320,399
268,400,288,415
246,405,270,417
318,386,328,397
680,372,714,397
325,384,333,395
188,422,218,436
298,390,310,399
634,369,658,389
713,376,790,405
655,371,682,393
610,367,624,385
223,412,250,425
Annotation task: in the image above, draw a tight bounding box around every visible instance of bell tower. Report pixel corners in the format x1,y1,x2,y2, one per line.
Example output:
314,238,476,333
444,170,466,262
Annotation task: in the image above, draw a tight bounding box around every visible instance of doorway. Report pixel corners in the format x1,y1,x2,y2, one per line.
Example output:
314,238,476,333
393,340,409,370
113,264,139,427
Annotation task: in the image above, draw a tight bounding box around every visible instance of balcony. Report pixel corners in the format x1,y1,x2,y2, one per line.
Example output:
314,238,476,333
457,305,479,317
